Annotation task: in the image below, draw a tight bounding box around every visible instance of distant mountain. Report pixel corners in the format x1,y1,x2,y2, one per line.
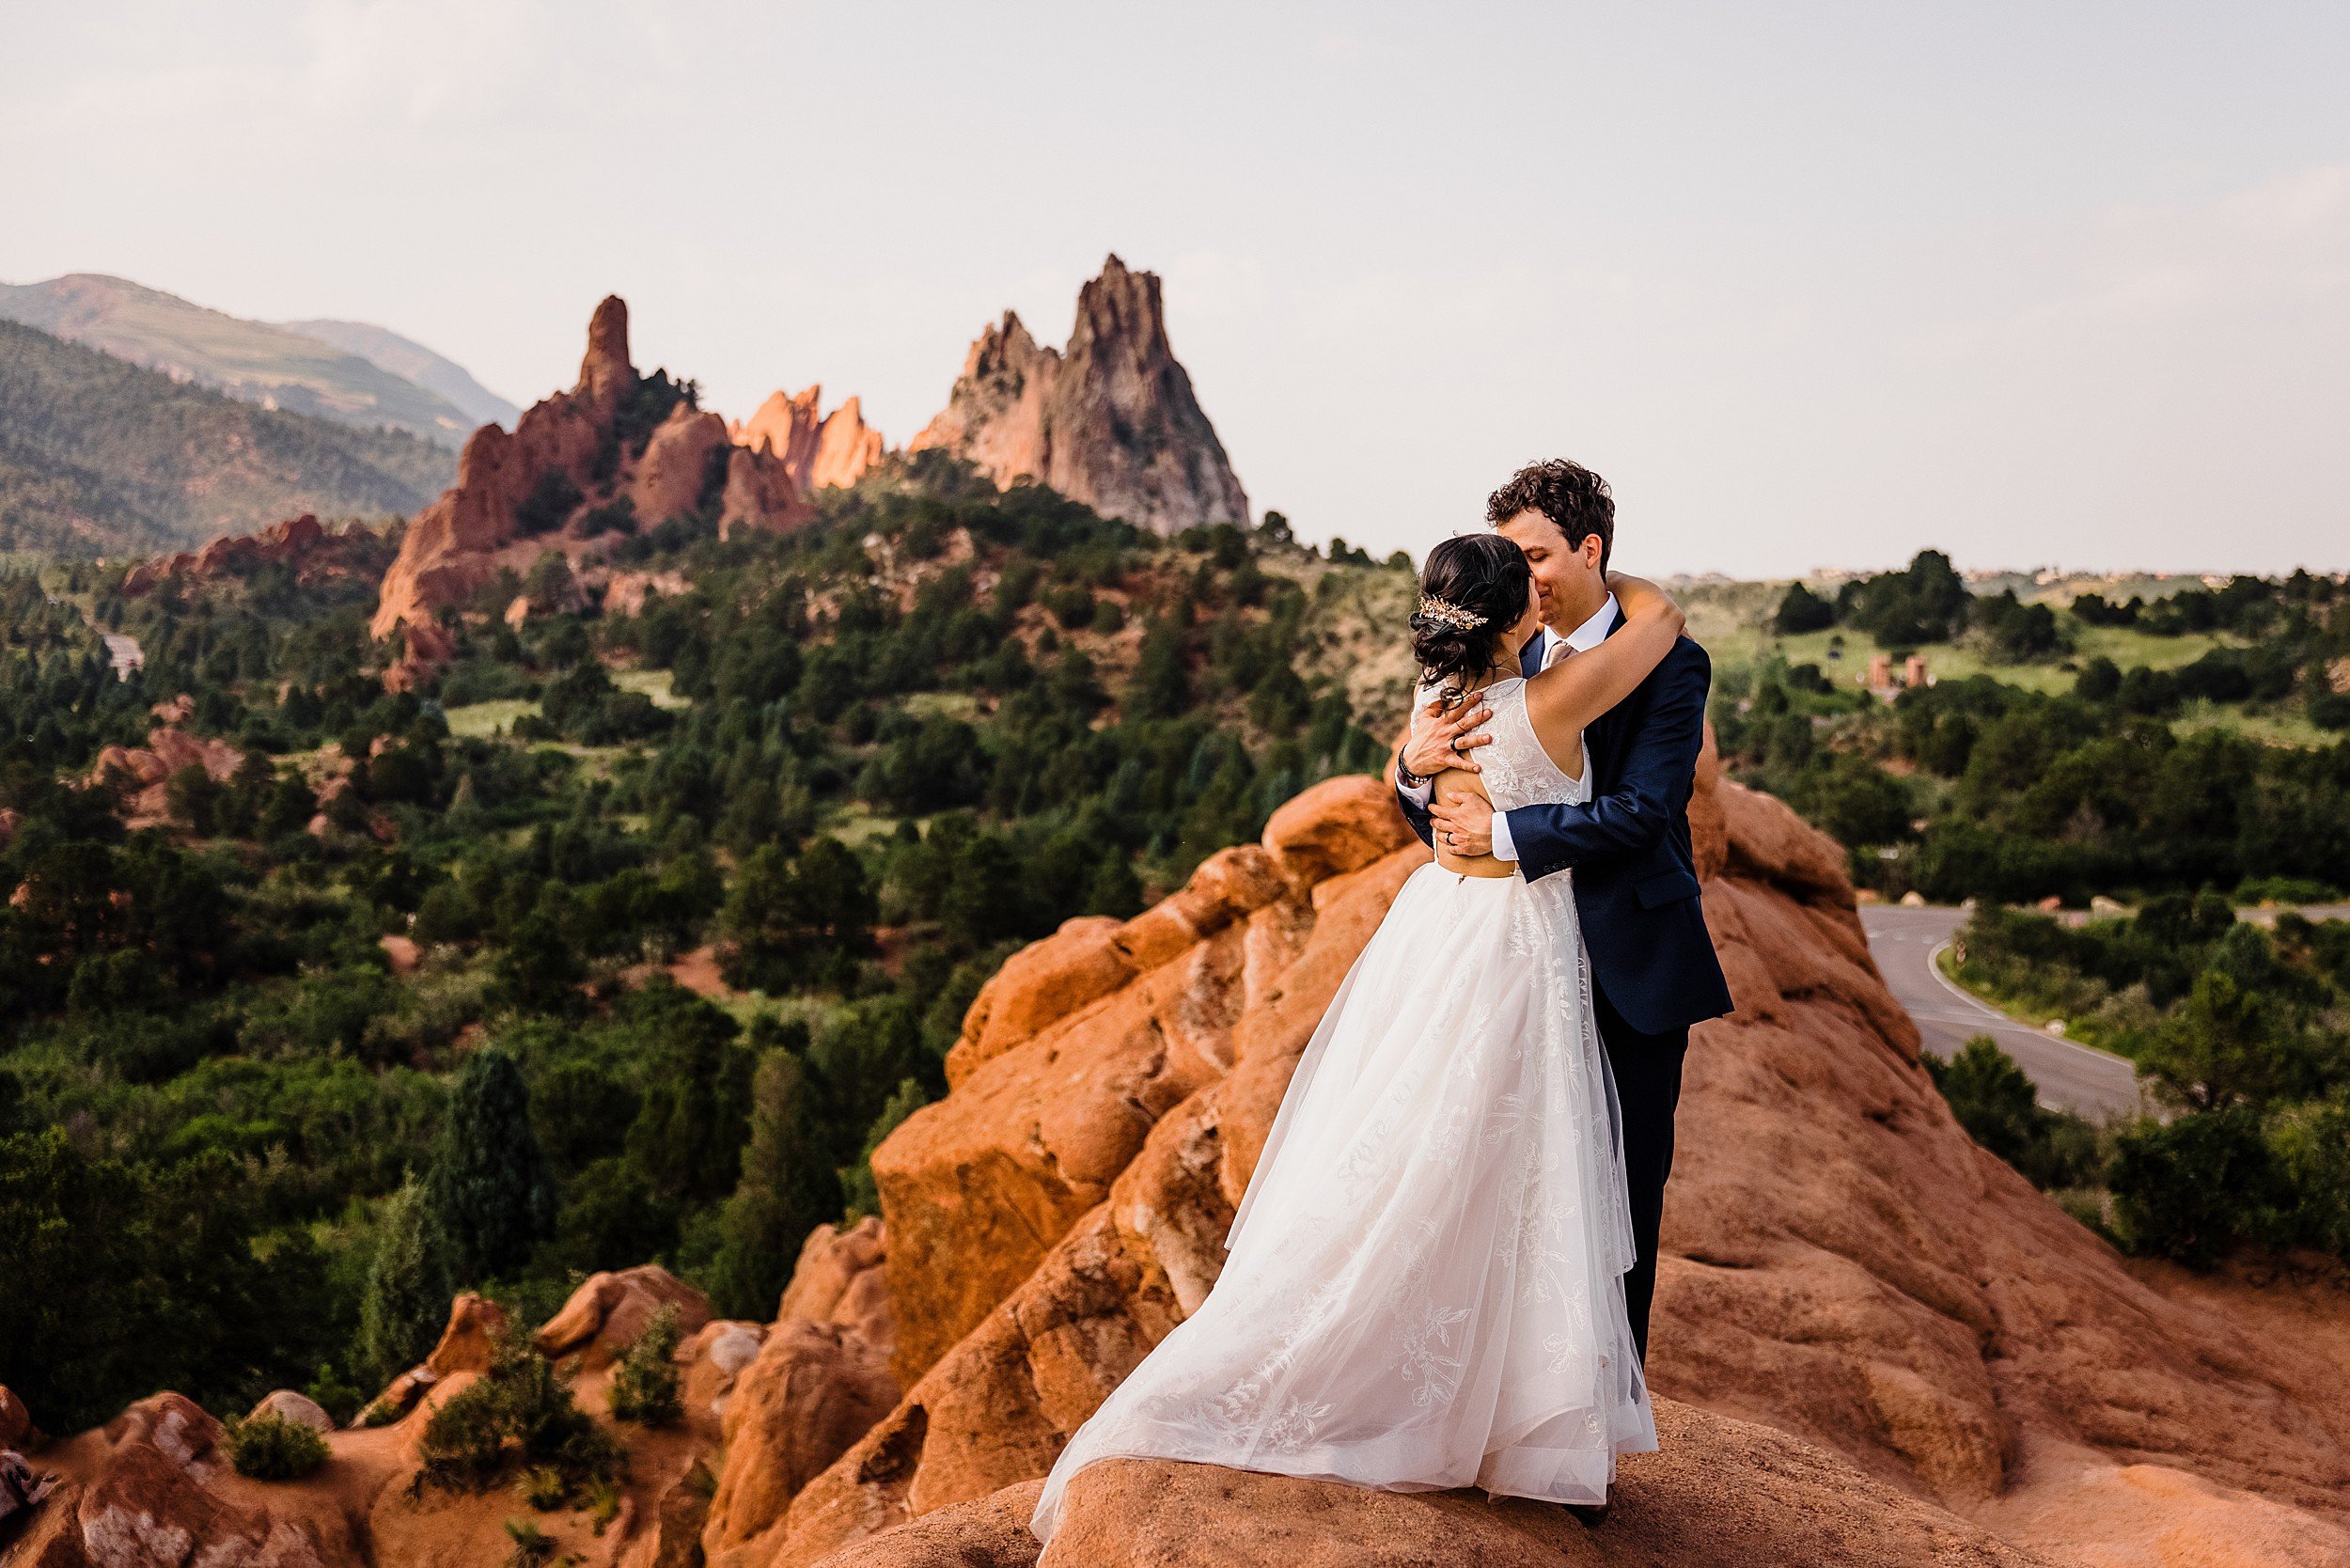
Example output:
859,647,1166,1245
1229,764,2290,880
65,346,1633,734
276,316,519,431
0,274,494,448
0,317,454,557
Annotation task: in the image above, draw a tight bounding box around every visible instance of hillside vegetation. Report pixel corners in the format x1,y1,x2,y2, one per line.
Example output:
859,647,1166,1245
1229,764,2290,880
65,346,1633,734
0,462,1402,1431
1704,552,2350,903
0,273,487,446
0,318,453,557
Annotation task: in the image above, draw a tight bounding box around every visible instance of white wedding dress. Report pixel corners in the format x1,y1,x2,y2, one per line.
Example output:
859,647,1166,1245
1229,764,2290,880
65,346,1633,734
1028,675,1655,1544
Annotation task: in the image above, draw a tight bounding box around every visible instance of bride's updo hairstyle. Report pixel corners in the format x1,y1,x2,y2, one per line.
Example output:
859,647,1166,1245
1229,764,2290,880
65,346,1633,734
1411,533,1532,698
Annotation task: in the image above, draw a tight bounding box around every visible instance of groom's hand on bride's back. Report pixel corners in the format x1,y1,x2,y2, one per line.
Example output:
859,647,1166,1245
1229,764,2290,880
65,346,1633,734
1429,792,1496,858
1398,696,1495,782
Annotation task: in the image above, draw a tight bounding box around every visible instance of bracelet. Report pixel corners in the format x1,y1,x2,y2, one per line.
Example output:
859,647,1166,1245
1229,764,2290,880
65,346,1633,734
1396,760,1431,790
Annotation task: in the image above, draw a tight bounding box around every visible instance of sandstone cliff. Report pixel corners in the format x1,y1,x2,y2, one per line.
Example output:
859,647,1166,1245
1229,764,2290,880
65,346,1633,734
9,762,2349,1568
909,256,1249,536
732,387,886,494
119,513,393,598
728,755,2350,1566
366,298,814,689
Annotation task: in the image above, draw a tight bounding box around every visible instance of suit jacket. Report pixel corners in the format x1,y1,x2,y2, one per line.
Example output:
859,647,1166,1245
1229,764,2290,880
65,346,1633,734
1397,620,1733,1037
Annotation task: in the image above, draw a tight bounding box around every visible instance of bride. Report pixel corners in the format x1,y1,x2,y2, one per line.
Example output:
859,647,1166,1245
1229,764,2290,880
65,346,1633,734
1027,533,1686,1544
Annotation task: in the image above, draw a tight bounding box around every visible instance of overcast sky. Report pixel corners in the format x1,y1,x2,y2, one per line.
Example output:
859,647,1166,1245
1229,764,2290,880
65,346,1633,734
5,2,2346,574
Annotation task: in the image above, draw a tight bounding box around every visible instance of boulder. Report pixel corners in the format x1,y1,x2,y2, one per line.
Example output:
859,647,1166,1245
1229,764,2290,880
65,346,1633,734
776,1217,892,1350
701,1320,900,1568
0,1450,62,1533
243,1393,333,1436
360,1367,437,1425
1260,775,1416,888
18,1393,351,1568
535,1266,712,1371
700,1218,905,1568
423,1293,509,1375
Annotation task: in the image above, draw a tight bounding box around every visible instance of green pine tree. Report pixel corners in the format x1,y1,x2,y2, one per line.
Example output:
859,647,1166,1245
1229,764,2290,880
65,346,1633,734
358,1176,455,1386
705,1047,845,1320
424,1049,557,1285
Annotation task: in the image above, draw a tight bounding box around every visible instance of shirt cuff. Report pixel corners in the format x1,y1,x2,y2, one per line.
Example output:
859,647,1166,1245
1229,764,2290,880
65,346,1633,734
1490,810,1519,867
1399,776,1434,809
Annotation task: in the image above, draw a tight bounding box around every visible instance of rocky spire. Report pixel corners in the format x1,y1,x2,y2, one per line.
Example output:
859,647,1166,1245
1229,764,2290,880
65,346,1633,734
910,258,1248,534
577,294,634,404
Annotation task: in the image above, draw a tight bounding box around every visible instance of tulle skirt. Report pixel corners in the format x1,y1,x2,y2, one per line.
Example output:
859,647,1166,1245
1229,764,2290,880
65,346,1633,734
1028,862,1655,1544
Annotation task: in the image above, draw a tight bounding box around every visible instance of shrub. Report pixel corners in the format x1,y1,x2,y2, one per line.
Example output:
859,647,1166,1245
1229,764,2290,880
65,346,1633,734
586,1478,623,1535
227,1413,330,1480
516,1466,568,1511
504,1518,556,1568
2109,1107,2289,1266
607,1304,684,1426
1927,1035,2103,1191
304,1362,367,1428
416,1330,624,1498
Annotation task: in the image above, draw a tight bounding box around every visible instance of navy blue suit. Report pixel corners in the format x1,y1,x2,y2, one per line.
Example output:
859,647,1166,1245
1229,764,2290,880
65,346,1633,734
1395,619,1731,1361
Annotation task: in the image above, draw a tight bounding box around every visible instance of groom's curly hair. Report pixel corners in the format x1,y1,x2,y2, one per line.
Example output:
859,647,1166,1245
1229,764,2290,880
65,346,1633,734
1412,534,1531,694
1487,459,1613,572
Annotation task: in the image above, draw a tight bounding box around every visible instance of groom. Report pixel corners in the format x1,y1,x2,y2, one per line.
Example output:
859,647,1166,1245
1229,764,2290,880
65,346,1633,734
1393,458,1731,1373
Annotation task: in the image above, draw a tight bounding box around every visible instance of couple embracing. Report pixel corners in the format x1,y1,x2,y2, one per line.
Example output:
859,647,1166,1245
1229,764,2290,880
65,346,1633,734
1029,459,1731,1544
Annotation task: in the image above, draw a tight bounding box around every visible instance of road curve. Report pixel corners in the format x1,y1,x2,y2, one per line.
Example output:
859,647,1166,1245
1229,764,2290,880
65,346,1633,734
1859,904,2146,1123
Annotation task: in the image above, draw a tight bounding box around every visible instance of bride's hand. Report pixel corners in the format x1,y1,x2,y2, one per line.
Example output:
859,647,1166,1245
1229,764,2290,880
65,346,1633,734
1399,693,1494,781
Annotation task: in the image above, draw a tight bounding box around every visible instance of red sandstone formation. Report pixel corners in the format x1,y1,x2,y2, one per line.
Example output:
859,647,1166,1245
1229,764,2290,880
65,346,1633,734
368,298,814,689
910,256,1250,536
11,764,2350,1568
84,712,243,830
702,1221,900,1568
120,513,392,598
534,1265,714,1372
729,759,2350,1566
0,1241,905,1568
600,570,688,619
732,387,886,494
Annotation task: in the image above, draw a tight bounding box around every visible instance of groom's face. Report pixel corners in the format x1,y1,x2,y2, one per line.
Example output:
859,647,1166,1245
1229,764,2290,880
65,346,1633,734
1496,510,1606,631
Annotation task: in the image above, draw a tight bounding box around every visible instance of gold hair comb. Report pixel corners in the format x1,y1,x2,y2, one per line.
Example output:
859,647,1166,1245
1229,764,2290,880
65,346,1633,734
1414,594,1485,631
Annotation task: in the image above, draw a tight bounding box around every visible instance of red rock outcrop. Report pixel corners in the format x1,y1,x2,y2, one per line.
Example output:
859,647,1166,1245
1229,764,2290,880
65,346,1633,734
120,514,393,598
701,1221,900,1568
3,1240,875,1568
534,1266,713,1372
732,387,886,493
85,720,243,830
601,569,691,619
726,755,2350,1567
6,1393,352,1568
20,762,2350,1568
909,256,1249,536
368,297,813,688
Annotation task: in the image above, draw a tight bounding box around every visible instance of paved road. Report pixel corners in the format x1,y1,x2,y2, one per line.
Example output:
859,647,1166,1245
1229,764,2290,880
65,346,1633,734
1858,904,2146,1122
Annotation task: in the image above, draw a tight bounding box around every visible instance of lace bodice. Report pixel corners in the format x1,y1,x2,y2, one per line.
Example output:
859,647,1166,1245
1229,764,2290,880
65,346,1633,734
1420,677,1590,812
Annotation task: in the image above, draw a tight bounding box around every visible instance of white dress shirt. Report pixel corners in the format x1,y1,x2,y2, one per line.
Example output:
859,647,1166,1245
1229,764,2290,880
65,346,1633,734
1403,592,1619,868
